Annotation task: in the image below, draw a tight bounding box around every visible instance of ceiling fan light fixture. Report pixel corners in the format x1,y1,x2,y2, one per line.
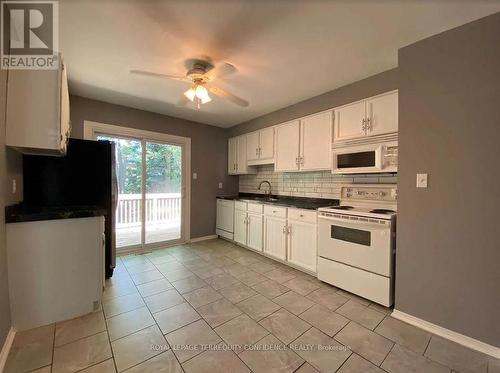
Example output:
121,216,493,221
195,85,211,104
184,87,196,101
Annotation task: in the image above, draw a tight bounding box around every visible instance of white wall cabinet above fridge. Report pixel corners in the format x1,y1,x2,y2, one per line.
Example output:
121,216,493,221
246,127,275,165
275,111,332,172
333,90,398,143
6,56,71,156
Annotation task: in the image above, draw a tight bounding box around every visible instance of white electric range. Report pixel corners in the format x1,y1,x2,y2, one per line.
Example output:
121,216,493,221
317,185,397,306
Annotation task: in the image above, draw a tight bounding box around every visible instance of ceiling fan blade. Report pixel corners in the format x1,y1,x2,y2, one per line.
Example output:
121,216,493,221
206,62,237,80
130,70,191,83
207,85,249,107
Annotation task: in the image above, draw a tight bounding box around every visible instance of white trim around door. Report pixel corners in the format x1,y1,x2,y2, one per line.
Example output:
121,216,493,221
83,120,192,247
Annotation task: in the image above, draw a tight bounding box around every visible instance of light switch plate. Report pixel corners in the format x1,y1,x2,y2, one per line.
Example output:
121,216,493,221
416,173,428,188
192,172,197,180
218,182,223,189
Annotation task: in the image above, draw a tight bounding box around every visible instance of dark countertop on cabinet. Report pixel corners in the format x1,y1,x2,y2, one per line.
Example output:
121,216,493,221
5,204,107,223
216,193,338,210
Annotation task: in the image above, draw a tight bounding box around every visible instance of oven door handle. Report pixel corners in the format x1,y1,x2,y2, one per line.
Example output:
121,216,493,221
318,215,390,229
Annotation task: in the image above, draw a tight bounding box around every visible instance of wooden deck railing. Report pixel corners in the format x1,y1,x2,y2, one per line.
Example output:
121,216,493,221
117,193,181,227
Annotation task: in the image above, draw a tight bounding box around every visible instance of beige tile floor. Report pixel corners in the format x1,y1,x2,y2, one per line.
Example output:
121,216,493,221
4,238,500,373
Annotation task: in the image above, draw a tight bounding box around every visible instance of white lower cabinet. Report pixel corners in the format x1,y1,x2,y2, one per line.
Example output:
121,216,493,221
264,216,287,261
287,219,318,273
216,200,318,274
234,208,248,246
247,213,263,252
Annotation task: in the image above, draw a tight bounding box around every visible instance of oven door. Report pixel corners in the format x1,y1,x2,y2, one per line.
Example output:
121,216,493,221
318,215,393,276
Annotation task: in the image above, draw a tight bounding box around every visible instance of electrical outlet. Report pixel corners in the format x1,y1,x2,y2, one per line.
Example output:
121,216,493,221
218,182,223,189
12,179,16,194
416,173,428,188
192,172,197,180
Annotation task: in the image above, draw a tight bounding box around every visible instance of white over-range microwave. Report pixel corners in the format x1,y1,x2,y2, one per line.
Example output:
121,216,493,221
332,141,398,174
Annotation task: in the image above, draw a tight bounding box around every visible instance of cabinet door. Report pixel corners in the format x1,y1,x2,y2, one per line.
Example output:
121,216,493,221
236,135,248,174
263,216,287,260
216,200,234,233
259,127,274,161
287,220,317,273
333,101,366,142
366,91,398,136
234,210,248,246
275,121,300,172
300,111,332,171
246,132,260,161
247,213,263,252
228,137,238,175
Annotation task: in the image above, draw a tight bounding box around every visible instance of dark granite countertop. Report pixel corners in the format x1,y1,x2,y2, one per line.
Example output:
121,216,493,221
217,193,338,210
5,204,107,223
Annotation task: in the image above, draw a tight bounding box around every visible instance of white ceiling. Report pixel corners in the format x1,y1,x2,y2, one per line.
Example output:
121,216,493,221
60,0,500,128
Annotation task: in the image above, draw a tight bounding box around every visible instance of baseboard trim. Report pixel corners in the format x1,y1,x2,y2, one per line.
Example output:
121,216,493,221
391,309,500,359
189,235,218,243
0,328,16,372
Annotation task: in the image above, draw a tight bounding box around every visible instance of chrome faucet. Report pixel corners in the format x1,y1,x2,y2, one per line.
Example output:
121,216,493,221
258,180,272,198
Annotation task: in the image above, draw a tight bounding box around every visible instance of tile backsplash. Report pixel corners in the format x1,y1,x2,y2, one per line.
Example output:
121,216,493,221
239,165,397,200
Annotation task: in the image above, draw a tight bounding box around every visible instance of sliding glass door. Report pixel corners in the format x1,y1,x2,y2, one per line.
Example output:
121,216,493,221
96,134,184,252
145,142,182,244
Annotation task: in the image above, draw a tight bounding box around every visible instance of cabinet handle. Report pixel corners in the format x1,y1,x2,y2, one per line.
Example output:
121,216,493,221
259,147,262,156
366,117,372,131
300,156,304,165
287,226,291,234
256,148,259,156
282,226,287,234
295,157,299,165
362,118,367,132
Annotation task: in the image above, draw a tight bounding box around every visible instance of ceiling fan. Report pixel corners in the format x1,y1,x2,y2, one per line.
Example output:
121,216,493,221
130,58,249,109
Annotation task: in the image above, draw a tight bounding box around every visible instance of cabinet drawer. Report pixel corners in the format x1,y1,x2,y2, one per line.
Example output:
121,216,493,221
217,199,234,208
264,205,287,218
288,208,317,224
235,201,248,211
247,202,263,214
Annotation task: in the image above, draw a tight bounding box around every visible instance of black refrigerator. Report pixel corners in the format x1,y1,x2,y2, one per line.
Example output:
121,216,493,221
23,138,117,278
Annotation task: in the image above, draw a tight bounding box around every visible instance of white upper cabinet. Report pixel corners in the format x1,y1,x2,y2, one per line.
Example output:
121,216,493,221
246,127,274,165
275,112,332,172
246,131,260,162
228,137,238,174
259,127,274,161
6,57,71,155
334,100,366,142
275,120,300,172
228,135,253,175
300,111,332,171
366,91,398,136
333,90,398,143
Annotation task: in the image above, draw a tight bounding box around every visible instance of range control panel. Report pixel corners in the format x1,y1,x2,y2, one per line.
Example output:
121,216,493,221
341,186,397,202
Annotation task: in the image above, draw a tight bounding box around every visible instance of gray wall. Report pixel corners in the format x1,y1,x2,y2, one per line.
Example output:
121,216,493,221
70,95,238,239
228,68,399,136
396,12,500,347
0,70,12,346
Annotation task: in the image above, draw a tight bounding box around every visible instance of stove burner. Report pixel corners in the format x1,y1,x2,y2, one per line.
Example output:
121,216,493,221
335,206,354,210
370,209,396,214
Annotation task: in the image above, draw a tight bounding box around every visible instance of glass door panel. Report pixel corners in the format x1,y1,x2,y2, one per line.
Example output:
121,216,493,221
97,135,143,249
145,142,182,244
